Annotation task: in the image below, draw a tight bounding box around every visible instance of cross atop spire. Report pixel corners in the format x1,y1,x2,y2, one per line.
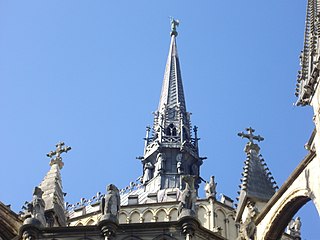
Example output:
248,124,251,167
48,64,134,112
238,127,264,143
47,142,71,169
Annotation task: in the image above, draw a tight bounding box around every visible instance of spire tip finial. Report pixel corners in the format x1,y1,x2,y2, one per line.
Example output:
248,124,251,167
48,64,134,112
46,141,71,169
170,17,179,37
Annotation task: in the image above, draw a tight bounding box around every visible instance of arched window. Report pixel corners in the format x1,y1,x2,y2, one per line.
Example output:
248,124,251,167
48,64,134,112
166,124,176,136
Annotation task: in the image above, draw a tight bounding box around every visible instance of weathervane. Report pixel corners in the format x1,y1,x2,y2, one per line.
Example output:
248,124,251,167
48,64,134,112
238,127,264,143
170,17,180,36
47,141,71,169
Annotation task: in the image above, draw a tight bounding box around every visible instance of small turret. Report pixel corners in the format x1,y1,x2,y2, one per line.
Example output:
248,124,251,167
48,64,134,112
235,128,277,223
38,142,71,227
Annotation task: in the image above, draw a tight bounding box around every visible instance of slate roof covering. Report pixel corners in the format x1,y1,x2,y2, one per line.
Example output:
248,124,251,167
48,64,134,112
239,150,277,202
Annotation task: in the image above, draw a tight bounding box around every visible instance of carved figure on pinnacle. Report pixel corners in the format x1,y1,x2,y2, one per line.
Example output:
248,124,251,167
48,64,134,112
178,175,197,218
100,184,121,224
205,176,217,199
23,186,46,228
170,17,179,36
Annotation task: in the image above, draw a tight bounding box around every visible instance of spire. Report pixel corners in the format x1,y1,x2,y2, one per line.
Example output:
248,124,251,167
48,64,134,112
235,128,277,222
137,19,203,196
295,0,320,106
39,142,71,227
158,17,186,113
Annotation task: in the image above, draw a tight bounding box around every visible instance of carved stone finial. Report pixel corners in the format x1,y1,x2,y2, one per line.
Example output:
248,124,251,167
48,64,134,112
46,141,71,169
204,176,217,199
238,128,264,155
170,17,180,36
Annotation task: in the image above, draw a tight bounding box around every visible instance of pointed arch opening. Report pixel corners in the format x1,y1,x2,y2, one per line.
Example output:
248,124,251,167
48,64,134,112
265,196,310,239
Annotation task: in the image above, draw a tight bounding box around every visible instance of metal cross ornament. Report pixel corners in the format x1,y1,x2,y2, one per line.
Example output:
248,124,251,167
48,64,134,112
237,127,264,143
47,141,71,160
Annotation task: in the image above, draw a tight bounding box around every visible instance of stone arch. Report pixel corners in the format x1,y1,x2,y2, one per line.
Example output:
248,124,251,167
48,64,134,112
142,209,154,222
263,189,311,240
129,210,141,223
75,221,83,226
119,212,128,224
168,208,178,221
85,218,95,226
197,205,209,229
214,208,227,238
121,236,142,240
152,233,177,240
155,208,167,222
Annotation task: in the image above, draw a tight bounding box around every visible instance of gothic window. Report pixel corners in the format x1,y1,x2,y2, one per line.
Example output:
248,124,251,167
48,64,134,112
172,127,177,136
166,123,177,136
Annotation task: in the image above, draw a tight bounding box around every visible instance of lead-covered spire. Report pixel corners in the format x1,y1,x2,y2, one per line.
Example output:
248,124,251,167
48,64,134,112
138,19,203,196
158,18,186,113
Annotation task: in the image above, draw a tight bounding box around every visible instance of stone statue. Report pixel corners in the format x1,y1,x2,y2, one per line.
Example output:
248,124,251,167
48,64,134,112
142,162,154,184
176,153,183,174
154,153,166,176
204,176,217,199
288,217,301,237
178,175,197,218
100,184,120,222
170,17,179,32
25,187,46,227
191,162,199,176
237,201,258,240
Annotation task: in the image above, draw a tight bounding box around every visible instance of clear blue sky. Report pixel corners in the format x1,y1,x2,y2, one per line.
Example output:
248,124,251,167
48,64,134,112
0,1,318,239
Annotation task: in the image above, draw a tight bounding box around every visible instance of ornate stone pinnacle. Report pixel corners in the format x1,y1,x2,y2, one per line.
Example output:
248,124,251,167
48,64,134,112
237,127,264,143
46,141,71,169
170,17,179,36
